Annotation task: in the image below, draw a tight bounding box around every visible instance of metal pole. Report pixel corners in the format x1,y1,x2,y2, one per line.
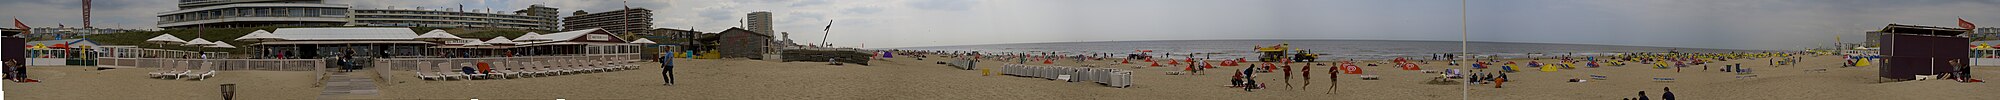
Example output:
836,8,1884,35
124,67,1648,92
1459,0,1470,99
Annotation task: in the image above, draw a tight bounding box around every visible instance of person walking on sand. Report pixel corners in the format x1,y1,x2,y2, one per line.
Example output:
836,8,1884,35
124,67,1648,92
1325,65,1339,94
661,52,677,86
1301,63,1312,89
1282,63,1294,89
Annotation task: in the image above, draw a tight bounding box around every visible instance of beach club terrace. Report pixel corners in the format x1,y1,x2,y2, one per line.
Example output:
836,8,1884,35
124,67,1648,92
93,27,651,81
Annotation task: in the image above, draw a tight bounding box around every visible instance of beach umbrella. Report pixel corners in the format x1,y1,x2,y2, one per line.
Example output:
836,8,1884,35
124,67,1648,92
146,34,188,45
234,30,285,42
207,41,237,48
629,38,657,44
183,38,216,46
463,39,492,46
415,29,462,42
485,37,516,45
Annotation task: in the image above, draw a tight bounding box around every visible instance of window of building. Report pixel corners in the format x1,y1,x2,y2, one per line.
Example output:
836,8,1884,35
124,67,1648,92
324,9,345,16
304,8,319,17
291,8,308,17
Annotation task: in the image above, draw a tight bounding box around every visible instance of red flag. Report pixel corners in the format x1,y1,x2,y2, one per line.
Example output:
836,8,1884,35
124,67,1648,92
13,17,29,33
1962,18,1977,29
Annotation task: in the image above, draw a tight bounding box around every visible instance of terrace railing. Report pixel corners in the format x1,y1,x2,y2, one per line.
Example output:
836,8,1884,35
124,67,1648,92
373,53,644,71
368,53,643,84
96,57,327,71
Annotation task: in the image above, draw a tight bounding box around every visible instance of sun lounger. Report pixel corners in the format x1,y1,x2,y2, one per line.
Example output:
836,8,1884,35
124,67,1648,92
156,61,190,79
1735,75,1758,79
589,61,612,72
535,62,558,76
437,63,467,80
183,62,218,80
517,61,539,77
416,62,440,80
462,62,489,80
1653,77,1675,82
556,60,579,74
528,61,552,76
506,62,527,78
1360,75,1381,80
489,63,512,79
167,61,206,80
148,61,184,78
1590,75,1607,80
538,62,561,76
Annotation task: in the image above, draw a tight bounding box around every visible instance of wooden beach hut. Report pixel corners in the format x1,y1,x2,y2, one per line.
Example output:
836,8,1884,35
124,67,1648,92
1873,24,1971,80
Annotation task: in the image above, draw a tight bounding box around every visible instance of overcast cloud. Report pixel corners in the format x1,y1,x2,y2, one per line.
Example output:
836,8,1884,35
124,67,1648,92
4,0,1998,50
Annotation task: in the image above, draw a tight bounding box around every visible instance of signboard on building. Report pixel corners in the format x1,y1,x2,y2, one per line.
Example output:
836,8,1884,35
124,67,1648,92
587,34,611,41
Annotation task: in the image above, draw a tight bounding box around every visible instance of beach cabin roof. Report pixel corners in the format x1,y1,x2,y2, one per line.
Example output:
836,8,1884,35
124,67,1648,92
2,28,22,36
1880,24,1969,36
271,28,420,41
536,28,628,44
25,39,100,48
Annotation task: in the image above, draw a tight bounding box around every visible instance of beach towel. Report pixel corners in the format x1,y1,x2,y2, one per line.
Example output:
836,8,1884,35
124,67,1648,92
477,62,492,74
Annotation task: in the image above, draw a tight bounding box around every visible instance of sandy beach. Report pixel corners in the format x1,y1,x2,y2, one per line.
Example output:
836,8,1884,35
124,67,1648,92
2,66,324,100
355,54,1997,99
7,55,1998,99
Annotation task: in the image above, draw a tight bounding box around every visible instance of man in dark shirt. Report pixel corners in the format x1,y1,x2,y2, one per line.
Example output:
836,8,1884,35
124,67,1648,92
662,52,676,86
1639,91,1650,100
1662,87,1676,100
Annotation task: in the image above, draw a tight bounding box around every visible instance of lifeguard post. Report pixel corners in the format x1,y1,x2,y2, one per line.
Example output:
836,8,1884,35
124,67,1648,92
1874,24,1970,80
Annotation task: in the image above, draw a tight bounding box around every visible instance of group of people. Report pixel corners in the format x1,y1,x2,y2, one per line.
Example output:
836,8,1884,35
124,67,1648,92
3,60,27,82
1465,70,1509,88
1625,87,1677,100
1233,62,1345,94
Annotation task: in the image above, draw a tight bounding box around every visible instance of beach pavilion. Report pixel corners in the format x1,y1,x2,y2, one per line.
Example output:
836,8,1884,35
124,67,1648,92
242,27,644,68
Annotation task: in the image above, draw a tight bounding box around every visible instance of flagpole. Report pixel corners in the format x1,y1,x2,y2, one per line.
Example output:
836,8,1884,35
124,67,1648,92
1460,0,1470,99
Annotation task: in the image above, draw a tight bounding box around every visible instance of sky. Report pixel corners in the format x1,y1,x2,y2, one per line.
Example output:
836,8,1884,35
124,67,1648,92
3,0,1998,50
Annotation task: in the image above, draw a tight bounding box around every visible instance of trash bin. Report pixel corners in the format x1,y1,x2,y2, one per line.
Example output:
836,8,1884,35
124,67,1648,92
221,83,237,100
